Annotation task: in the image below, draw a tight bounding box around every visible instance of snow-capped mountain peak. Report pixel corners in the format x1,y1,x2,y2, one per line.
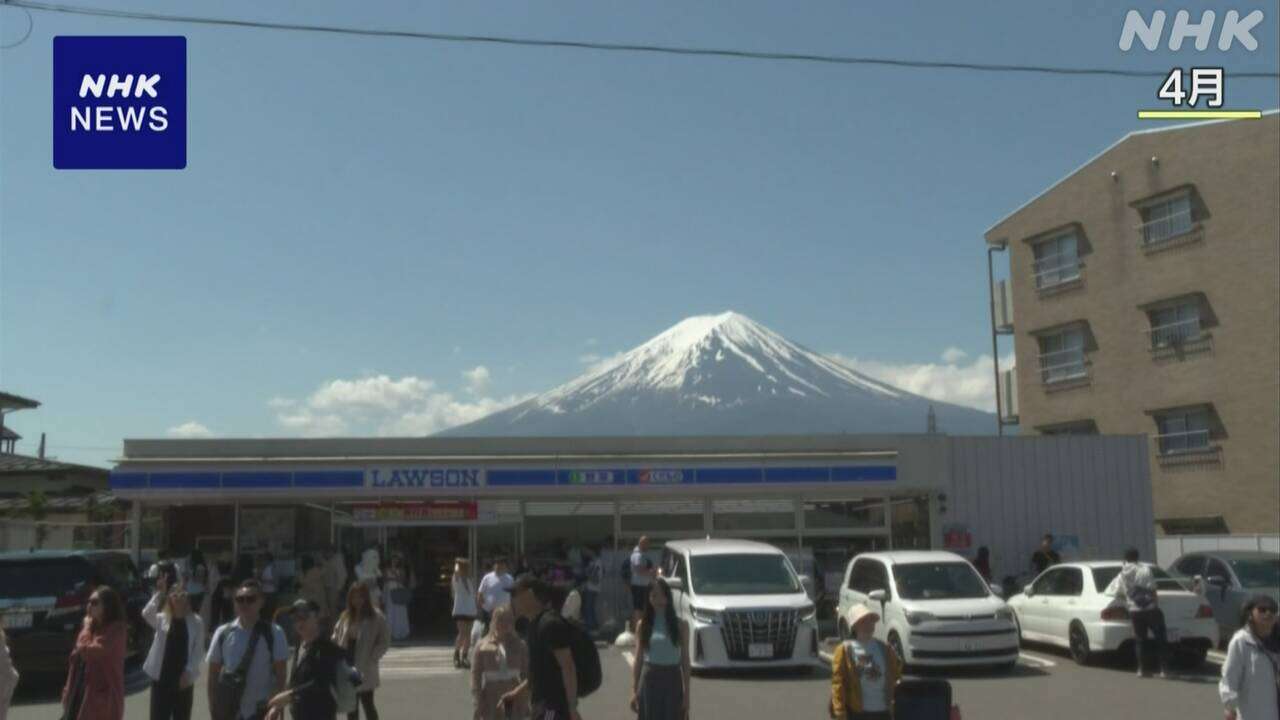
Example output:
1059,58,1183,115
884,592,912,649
440,312,993,438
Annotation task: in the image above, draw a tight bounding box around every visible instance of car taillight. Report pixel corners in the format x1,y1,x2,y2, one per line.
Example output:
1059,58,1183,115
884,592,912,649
49,586,91,617
1196,604,1214,619
1101,606,1129,621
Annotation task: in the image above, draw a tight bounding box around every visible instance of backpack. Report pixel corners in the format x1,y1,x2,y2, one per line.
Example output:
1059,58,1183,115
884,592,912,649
564,616,602,698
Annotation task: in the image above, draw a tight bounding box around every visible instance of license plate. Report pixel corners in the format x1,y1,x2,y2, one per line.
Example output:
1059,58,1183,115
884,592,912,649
748,643,774,659
1166,628,1180,642
2,612,32,630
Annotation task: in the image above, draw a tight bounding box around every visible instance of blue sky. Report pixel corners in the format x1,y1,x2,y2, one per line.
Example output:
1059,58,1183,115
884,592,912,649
1,0,1277,467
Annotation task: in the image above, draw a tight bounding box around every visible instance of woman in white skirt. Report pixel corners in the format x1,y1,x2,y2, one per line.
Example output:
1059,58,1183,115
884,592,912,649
452,559,478,669
383,555,412,641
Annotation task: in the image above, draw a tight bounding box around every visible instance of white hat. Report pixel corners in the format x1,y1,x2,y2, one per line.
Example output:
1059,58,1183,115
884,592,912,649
845,603,880,631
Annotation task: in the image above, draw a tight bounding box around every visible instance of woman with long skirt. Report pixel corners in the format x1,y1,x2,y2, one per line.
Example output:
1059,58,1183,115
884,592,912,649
630,577,690,720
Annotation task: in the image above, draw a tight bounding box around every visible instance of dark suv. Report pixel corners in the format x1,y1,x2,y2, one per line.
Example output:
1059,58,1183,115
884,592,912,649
0,550,152,675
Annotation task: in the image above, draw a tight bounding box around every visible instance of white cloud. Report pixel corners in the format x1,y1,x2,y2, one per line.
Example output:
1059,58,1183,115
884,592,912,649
941,347,968,364
167,421,214,439
271,372,529,437
828,351,1017,411
462,365,491,394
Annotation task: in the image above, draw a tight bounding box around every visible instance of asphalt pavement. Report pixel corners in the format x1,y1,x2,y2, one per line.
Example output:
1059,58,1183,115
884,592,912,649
8,640,1227,720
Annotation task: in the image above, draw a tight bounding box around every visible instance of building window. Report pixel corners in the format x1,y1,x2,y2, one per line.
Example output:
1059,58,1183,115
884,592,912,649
803,499,886,530
1146,300,1203,350
620,500,705,536
1139,193,1194,247
1154,408,1213,456
890,496,930,550
1037,327,1087,384
1038,420,1099,436
1031,231,1081,290
711,499,795,532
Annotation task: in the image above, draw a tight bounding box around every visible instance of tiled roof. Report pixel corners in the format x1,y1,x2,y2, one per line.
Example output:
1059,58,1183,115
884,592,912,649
0,490,119,511
0,453,108,476
0,392,40,410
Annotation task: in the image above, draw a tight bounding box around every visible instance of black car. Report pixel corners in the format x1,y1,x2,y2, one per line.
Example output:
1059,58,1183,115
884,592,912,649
0,550,152,675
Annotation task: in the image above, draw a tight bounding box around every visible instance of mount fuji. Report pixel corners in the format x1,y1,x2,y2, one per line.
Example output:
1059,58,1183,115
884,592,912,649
440,312,996,437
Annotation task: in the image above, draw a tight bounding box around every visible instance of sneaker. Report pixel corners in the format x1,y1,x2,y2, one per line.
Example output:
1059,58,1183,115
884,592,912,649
1136,669,1146,678
1158,670,1169,679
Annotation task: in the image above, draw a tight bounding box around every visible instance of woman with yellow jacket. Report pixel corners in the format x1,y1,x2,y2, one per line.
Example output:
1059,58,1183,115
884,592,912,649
830,604,902,720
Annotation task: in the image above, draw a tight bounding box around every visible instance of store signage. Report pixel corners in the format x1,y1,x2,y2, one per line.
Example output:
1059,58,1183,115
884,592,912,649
563,470,623,485
352,501,478,522
943,523,972,551
633,469,689,485
365,467,485,489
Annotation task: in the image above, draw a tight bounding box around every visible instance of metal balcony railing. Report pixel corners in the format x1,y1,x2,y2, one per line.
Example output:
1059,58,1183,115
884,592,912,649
1037,348,1087,384
1153,429,1213,456
1144,318,1204,350
1139,208,1194,247
1032,253,1082,290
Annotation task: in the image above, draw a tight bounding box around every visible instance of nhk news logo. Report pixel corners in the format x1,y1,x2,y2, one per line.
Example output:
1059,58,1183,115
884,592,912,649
53,36,187,169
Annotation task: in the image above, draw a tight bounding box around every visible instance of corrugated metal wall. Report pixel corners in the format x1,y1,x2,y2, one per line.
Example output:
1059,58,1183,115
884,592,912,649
947,435,1154,584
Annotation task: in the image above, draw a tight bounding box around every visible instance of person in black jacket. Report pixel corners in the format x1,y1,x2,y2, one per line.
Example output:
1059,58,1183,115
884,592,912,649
266,600,345,720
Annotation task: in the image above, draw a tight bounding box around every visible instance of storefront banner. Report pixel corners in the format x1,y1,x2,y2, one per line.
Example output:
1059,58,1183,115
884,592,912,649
630,468,692,485
559,469,626,486
365,467,485,489
351,501,479,522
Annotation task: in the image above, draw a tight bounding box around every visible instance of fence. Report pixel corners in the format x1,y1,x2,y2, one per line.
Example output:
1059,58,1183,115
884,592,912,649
1155,534,1280,567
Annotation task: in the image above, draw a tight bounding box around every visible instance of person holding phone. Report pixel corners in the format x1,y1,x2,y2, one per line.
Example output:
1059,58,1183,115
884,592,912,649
143,571,206,720
830,604,901,720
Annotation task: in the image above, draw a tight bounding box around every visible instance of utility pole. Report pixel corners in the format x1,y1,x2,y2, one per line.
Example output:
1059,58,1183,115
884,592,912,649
987,241,1008,436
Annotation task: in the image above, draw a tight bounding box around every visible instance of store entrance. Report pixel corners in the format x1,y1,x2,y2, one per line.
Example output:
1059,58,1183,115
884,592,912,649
385,526,468,639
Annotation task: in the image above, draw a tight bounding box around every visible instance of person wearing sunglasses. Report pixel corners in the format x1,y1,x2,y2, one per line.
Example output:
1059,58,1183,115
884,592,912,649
143,570,207,720
61,585,127,720
206,580,289,720
266,599,346,720
1220,594,1280,720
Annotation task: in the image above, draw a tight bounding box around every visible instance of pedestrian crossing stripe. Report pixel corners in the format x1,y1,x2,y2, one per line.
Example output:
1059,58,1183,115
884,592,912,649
379,646,466,679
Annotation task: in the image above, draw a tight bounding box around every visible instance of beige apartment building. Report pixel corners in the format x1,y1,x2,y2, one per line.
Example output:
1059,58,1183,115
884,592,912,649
984,112,1279,535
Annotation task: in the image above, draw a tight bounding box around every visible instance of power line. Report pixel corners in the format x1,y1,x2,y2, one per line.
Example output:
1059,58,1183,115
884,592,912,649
7,0,1278,79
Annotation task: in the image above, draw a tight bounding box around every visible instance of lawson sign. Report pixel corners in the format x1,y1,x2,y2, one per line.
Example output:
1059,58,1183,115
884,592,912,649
366,467,485,489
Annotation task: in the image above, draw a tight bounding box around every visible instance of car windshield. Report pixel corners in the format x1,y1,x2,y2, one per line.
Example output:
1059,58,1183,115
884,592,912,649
893,562,989,600
0,559,89,599
690,554,800,595
1229,558,1280,589
1094,565,1186,593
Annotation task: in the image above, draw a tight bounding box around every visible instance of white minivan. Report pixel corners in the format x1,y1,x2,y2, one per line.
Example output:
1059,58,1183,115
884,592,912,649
837,551,1019,670
661,539,819,670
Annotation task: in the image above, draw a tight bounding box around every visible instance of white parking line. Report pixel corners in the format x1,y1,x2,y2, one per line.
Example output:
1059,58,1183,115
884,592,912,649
1208,651,1227,665
1017,652,1057,668
378,646,464,679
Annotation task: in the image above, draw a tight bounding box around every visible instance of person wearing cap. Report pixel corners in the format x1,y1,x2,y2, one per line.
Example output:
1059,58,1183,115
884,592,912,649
501,575,580,720
830,604,901,720
1220,593,1280,720
265,600,345,720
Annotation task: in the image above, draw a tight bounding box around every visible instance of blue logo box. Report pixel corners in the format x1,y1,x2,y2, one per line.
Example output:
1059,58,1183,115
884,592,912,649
53,36,186,169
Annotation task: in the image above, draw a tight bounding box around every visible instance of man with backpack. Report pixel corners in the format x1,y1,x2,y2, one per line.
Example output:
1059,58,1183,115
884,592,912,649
1115,548,1169,679
502,575,601,720
206,580,290,720
264,599,355,720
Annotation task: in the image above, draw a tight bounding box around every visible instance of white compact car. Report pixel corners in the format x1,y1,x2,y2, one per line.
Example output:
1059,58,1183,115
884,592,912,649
837,551,1019,669
1007,561,1218,667
661,539,819,670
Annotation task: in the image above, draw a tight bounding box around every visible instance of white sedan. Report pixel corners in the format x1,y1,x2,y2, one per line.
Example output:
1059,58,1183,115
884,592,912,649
1007,561,1218,667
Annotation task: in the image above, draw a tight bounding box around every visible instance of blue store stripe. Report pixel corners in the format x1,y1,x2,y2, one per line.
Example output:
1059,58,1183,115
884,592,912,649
294,471,364,488
222,472,292,488
149,472,220,489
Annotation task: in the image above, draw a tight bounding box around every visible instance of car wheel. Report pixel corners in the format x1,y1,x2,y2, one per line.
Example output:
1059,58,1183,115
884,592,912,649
1069,623,1092,666
888,632,908,670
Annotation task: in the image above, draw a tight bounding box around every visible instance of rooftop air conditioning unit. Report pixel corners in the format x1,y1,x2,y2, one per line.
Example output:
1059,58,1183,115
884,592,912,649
994,280,1014,333
999,368,1018,423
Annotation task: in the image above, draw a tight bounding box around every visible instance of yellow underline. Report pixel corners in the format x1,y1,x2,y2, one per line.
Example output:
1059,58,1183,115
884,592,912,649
1138,110,1262,120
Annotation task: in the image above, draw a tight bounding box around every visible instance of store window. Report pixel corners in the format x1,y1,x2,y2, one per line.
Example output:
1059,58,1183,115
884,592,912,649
238,506,298,579
524,501,615,576
620,500,705,536
803,499,886,529
711,499,795,532
890,495,931,550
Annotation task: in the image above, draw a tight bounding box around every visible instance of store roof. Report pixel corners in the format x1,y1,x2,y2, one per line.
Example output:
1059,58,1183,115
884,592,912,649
0,453,108,476
0,392,40,411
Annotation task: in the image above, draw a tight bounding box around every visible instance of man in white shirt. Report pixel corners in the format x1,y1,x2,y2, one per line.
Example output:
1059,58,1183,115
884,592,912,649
476,558,514,631
206,580,290,720
1114,548,1168,678
629,537,655,634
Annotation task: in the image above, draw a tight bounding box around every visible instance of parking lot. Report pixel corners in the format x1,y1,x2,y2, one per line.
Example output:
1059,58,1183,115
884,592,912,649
6,640,1228,720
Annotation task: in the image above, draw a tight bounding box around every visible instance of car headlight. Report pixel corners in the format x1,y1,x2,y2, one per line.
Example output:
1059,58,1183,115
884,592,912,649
904,610,936,626
799,604,817,622
691,606,722,625
995,607,1015,623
